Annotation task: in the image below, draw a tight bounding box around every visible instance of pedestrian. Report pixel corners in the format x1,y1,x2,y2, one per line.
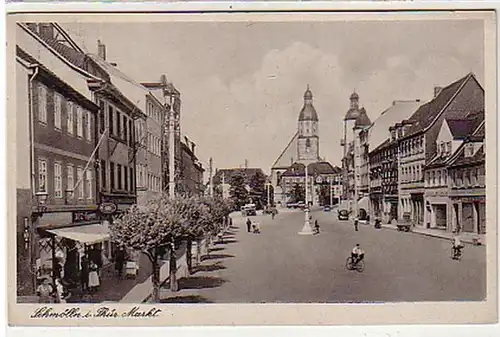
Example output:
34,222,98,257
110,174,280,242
36,277,54,303
54,278,68,303
80,256,90,292
115,246,126,278
354,218,359,232
246,218,252,232
314,220,320,234
88,261,100,293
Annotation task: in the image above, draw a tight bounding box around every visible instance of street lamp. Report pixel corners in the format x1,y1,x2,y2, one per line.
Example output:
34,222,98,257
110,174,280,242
299,163,313,235
168,86,177,199
265,182,271,208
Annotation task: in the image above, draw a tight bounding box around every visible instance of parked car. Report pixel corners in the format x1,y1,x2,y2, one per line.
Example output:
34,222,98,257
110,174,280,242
323,205,331,212
338,209,350,220
241,204,257,216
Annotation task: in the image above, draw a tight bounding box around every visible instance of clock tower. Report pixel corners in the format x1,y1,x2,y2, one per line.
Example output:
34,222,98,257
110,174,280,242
297,85,319,163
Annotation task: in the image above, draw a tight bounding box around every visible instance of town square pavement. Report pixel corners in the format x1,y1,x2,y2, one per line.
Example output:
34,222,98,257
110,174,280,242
160,208,486,303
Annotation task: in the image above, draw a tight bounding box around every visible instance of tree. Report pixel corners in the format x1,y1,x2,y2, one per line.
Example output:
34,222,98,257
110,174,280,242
289,183,305,203
110,194,194,302
317,184,330,206
248,171,267,209
229,173,249,209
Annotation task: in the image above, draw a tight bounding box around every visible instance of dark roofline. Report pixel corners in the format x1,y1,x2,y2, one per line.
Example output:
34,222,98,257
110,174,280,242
400,73,478,141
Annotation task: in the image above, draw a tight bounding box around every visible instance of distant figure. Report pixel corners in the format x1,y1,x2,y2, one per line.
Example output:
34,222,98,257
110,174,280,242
354,218,359,232
88,261,100,293
252,222,261,234
351,244,365,266
114,247,126,278
80,256,90,292
314,220,320,234
36,278,53,303
246,218,252,232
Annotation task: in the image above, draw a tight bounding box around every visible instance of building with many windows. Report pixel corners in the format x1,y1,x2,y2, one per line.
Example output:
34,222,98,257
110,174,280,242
16,23,100,296
424,111,484,232
397,73,484,228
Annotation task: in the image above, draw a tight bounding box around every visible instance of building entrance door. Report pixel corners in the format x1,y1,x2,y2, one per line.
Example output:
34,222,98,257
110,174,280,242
462,203,474,233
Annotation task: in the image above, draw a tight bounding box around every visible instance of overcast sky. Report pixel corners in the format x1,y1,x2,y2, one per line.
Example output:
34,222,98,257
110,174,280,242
60,19,484,175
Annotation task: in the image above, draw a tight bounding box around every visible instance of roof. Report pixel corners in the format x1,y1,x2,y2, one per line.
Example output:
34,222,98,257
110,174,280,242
354,107,372,128
298,87,319,122
403,73,475,139
271,132,298,169
448,143,485,168
88,54,149,114
212,168,266,185
446,110,484,139
369,138,392,155
368,100,422,151
281,161,340,177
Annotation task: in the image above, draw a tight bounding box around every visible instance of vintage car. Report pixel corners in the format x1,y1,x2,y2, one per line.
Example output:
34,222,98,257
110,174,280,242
323,205,332,212
338,209,350,220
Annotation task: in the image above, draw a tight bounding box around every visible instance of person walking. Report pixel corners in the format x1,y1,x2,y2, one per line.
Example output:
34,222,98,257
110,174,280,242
114,247,126,278
80,256,90,292
354,217,359,232
246,218,252,232
88,261,100,293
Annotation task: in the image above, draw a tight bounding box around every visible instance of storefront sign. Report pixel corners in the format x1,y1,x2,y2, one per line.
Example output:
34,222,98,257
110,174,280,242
73,211,99,223
99,202,118,214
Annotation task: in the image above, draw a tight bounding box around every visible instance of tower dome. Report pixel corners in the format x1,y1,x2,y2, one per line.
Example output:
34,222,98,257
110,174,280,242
345,90,361,121
298,85,318,121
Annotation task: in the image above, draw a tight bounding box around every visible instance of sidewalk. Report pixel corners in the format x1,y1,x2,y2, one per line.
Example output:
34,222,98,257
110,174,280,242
381,222,486,246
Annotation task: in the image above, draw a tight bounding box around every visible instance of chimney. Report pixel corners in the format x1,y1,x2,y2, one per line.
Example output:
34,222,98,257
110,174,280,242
191,142,196,153
38,23,54,39
97,40,106,60
434,86,442,98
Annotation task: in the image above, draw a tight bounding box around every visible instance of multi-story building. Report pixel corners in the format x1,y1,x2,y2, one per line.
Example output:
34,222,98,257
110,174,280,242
447,125,485,235
424,111,484,232
16,23,100,297
397,73,484,228
368,100,422,223
341,92,371,215
179,136,205,196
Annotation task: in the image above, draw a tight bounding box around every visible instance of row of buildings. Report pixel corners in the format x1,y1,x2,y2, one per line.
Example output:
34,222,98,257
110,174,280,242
341,73,485,235
16,23,204,297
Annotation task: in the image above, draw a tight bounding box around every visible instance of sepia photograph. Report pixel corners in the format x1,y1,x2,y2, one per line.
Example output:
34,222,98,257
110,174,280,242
6,9,497,326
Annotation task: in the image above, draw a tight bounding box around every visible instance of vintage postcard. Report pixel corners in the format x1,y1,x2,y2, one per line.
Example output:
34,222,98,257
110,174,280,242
5,8,498,326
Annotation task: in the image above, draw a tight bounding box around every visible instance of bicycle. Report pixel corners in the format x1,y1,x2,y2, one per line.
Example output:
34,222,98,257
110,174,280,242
346,256,365,272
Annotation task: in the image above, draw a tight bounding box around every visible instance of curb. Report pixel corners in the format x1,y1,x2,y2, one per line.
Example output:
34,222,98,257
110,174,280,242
381,225,485,247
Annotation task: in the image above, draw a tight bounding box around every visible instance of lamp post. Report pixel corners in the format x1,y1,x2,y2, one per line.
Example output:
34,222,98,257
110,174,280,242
30,191,48,292
266,182,271,208
168,87,176,199
299,163,313,235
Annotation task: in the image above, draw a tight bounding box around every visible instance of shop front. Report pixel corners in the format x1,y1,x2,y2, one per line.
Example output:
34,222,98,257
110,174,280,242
450,194,486,234
382,195,398,224
35,210,111,292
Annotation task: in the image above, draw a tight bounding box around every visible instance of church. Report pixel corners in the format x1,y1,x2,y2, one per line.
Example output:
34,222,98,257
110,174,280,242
270,86,341,207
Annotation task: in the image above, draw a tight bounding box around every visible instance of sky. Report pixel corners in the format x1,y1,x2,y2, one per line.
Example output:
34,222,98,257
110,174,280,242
60,19,484,175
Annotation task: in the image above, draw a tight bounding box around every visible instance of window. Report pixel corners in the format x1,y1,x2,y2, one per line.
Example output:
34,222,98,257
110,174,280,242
54,162,62,198
110,162,115,189
116,110,121,138
76,106,83,137
86,170,93,200
471,168,477,186
38,84,47,123
54,94,62,130
457,169,463,186
100,160,106,189
86,110,92,141
77,167,84,199
67,101,74,134
117,164,122,190
38,158,47,192
464,143,474,157
463,169,469,186
130,167,134,192
443,170,447,185
123,116,128,143
99,100,105,133
124,166,128,192
431,171,435,186
446,141,452,155
437,171,441,186
67,165,74,192
108,106,114,135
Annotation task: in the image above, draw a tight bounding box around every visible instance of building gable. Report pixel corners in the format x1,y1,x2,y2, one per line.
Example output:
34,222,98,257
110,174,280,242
271,132,298,169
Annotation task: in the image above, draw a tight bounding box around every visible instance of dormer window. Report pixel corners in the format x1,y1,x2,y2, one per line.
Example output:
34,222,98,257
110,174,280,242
464,143,475,157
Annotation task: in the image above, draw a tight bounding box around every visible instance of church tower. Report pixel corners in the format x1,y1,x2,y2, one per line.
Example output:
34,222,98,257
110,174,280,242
297,85,320,162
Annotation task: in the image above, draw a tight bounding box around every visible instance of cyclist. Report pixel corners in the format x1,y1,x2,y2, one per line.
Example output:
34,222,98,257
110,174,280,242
351,244,365,266
452,234,464,258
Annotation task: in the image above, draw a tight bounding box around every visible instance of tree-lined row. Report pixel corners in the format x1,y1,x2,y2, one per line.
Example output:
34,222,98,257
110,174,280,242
110,195,233,302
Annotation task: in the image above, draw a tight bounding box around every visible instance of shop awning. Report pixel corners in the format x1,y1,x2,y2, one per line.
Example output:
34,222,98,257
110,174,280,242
46,223,110,244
